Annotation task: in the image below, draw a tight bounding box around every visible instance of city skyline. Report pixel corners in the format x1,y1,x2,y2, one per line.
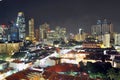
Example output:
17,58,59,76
0,0,120,33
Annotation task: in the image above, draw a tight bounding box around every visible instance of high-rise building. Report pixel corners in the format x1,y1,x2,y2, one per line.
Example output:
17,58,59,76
55,26,66,39
10,23,19,41
91,20,102,36
29,18,35,41
74,28,86,41
39,23,50,40
40,26,66,45
109,23,113,33
16,12,26,41
0,25,9,41
79,28,84,34
35,29,39,41
102,19,111,34
69,33,75,40
47,26,66,41
114,33,120,45
103,33,111,48
74,33,87,41
0,25,4,40
91,19,113,40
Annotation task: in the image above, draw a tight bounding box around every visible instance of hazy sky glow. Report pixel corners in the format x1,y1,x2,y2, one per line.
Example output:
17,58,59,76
0,0,120,33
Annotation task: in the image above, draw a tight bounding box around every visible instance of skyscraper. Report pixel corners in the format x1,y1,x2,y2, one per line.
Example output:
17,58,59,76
91,19,113,39
74,28,86,41
10,23,19,41
29,18,35,41
79,28,84,35
91,20,102,36
16,12,26,41
35,29,39,41
114,33,120,45
0,25,9,41
103,33,111,48
102,19,111,34
0,25,4,40
39,23,50,40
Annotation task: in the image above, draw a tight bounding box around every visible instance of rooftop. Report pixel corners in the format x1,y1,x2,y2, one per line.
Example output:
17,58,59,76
0,60,7,64
45,63,79,72
5,69,42,80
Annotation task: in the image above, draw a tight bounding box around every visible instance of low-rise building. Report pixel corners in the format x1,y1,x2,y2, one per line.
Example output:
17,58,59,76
0,41,23,55
9,60,32,71
0,60,8,70
5,69,43,80
113,55,120,68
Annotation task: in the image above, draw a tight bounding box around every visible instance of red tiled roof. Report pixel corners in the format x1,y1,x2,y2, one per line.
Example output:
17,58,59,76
5,69,41,80
43,63,103,80
45,63,79,72
12,60,23,63
43,71,91,80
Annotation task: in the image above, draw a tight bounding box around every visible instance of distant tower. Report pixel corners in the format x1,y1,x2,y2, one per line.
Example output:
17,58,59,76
103,33,110,48
114,33,120,45
0,25,9,41
39,23,50,40
109,23,113,33
97,20,102,25
29,18,34,41
74,28,86,41
35,29,39,41
16,12,26,41
91,19,114,41
10,23,19,41
79,28,83,34
102,19,109,34
91,20,102,36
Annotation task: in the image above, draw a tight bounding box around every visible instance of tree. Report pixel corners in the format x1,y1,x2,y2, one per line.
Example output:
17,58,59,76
79,61,85,72
53,41,60,45
107,68,116,80
0,53,10,60
115,71,120,80
86,62,95,73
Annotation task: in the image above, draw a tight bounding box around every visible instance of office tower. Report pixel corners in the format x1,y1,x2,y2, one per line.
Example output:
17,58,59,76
47,26,66,41
35,29,39,41
91,20,102,36
55,26,66,39
61,27,66,39
45,26,66,45
0,25,9,41
0,25,4,40
10,23,19,41
39,23,50,40
102,19,110,34
29,18,35,41
69,33,75,40
91,19,114,40
114,33,120,45
74,28,86,41
79,28,84,34
16,12,26,41
109,23,113,33
103,33,110,48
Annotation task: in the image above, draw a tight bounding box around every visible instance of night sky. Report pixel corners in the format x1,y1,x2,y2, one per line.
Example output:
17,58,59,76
0,0,120,34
